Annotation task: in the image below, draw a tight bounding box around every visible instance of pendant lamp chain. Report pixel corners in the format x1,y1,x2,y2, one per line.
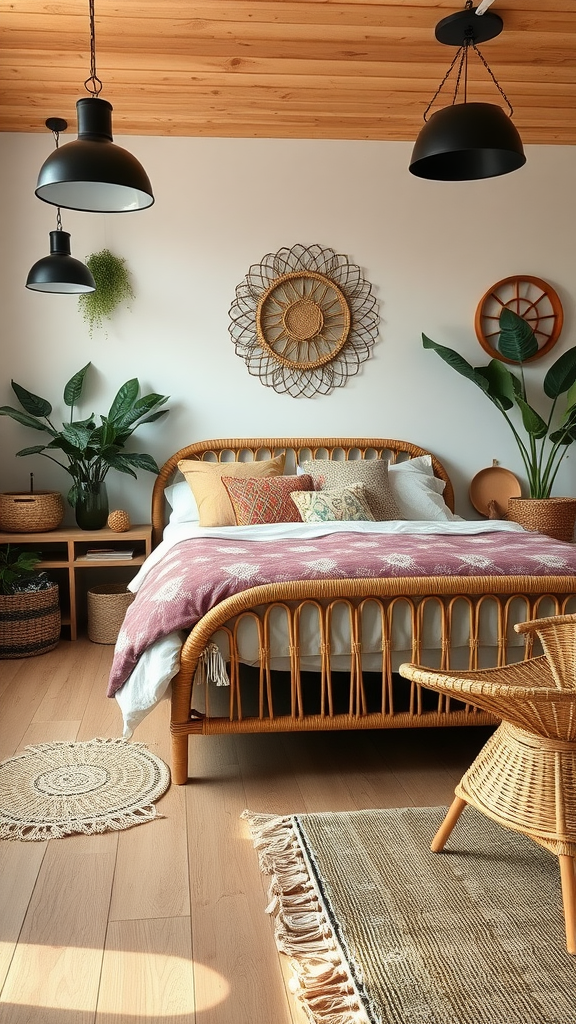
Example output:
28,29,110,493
423,6,514,122
84,0,103,97
47,118,64,232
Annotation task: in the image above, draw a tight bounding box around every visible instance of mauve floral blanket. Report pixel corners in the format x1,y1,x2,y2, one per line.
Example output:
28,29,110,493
107,529,576,697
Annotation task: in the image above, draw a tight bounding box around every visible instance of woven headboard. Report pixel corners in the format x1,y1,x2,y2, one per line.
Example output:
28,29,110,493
151,437,454,547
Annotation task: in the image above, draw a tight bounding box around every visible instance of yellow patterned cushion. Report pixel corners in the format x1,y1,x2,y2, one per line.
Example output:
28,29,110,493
300,458,402,521
223,475,313,525
290,484,375,523
178,454,286,526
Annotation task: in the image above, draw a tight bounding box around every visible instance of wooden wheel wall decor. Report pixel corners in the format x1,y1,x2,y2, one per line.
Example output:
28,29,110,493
475,275,563,364
228,244,379,397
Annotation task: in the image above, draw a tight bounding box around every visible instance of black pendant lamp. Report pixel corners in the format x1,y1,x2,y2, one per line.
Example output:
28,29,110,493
35,0,153,213
409,2,525,181
26,119,96,294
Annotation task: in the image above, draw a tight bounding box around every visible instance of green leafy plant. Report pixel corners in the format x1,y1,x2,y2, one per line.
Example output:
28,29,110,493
0,363,170,508
0,545,44,595
423,307,576,498
78,249,134,335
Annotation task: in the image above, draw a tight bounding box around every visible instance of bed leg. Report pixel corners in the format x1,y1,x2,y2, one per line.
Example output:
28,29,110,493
171,734,189,785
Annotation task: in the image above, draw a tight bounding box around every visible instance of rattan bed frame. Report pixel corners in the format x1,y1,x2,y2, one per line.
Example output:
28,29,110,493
151,438,576,784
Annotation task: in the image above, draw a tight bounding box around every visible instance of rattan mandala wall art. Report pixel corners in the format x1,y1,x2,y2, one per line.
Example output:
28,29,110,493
228,244,379,398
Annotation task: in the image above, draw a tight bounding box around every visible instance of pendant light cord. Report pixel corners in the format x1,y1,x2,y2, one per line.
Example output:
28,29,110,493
84,0,103,97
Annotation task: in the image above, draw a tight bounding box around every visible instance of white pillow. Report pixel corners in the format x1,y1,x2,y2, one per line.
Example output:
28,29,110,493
165,476,199,524
388,455,463,521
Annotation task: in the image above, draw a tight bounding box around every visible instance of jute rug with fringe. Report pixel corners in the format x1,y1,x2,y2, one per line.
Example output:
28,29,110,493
0,738,170,840
244,806,576,1024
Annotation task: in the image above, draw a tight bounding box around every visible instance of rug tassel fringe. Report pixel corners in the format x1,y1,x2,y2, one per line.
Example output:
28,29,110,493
242,811,370,1024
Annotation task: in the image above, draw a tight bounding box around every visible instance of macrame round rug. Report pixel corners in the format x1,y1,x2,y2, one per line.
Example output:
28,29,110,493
0,738,170,841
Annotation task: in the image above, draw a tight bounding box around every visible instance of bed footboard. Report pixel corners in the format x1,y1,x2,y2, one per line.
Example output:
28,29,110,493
169,578,576,784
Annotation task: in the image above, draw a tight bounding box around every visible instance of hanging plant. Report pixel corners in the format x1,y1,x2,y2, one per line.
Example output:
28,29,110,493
78,249,134,335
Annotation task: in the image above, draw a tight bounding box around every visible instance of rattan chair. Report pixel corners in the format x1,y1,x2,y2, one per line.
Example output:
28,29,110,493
399,611,576,955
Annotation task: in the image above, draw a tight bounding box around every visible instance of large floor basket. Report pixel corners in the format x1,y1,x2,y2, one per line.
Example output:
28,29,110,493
0,584,60,658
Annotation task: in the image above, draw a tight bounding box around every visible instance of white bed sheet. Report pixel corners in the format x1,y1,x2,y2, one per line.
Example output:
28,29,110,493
116,518,527,736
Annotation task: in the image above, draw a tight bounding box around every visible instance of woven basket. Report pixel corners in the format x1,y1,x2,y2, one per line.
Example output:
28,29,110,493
507,497,576,542
87,584,135,644
0,491,64,533
0,584,60,658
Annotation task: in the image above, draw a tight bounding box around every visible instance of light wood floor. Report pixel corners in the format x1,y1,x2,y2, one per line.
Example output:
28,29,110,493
0,639,494,1024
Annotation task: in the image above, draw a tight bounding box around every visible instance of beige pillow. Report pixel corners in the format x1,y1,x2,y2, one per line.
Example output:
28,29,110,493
300,458,403,521
178,454,286,526
291,484,375,523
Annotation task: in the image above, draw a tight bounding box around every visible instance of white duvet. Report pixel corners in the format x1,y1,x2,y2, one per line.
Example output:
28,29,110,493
115,518,527,737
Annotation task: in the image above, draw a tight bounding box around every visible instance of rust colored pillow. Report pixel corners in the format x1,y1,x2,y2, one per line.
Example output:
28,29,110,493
222,474,313,525
177,454,286,526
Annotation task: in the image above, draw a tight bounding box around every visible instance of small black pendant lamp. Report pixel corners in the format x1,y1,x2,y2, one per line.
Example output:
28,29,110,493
409,2,526,181
26,119,96,294
35,0,153,213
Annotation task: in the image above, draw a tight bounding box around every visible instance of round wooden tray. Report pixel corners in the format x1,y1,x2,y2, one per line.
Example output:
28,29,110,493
469,466,521,518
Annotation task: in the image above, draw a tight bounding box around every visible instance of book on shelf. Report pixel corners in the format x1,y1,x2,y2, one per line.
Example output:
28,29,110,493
80,548,135,560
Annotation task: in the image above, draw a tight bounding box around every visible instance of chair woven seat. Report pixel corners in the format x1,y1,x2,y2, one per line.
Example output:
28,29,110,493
399,610,576,954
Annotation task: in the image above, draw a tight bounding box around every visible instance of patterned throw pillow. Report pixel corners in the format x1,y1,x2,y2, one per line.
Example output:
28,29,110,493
222,474,313,525
290,484,375,523
299,458,402,521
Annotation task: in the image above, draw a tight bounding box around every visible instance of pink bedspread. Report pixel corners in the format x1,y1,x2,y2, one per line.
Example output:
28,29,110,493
107,530,576,696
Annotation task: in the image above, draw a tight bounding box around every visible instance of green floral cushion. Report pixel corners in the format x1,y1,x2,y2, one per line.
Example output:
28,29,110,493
290,484,375,523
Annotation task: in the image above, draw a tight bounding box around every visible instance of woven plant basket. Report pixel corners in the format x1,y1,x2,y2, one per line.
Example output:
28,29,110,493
507,496,576,542
87,584,135,645
0,584,60,658
0,492,64,533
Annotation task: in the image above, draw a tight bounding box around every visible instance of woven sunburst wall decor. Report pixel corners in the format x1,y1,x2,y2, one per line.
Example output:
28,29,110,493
228,244,379,398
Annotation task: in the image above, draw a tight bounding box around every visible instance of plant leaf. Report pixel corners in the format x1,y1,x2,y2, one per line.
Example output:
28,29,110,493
107,379,140,424
543,346,576,399
515,397,548,438
15,445,49,456
10,381,52,418
61,424,93,451
63,363,91,407
422,335,491,393
497,308,539,362
0,406,54,432
475,359,517,410
105,451,159,474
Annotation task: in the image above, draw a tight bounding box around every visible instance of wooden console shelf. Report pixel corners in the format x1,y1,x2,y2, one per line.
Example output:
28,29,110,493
0,524,152,641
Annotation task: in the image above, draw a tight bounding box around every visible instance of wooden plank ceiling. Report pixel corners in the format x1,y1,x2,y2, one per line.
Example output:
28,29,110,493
1,0,575,144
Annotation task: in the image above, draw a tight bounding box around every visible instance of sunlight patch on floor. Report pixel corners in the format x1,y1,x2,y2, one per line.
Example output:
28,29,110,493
1,944,229,1015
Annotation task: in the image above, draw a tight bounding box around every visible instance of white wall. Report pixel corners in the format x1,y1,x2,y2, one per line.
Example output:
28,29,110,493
1,132,575,524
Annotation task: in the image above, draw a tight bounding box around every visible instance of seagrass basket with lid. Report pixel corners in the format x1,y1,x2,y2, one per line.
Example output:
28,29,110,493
0,491,64,533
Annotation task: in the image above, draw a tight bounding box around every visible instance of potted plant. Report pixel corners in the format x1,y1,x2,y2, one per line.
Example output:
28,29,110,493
423,307,576,539
78,249,134,336
0,545,60,657
0,363,170,529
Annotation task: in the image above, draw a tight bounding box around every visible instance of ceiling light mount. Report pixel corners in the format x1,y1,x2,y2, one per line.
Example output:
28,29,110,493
434,6,503,47
409,2,525,181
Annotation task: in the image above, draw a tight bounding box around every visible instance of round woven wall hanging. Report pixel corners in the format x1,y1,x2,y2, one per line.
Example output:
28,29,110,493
228,244,379,397
475,275,563,364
